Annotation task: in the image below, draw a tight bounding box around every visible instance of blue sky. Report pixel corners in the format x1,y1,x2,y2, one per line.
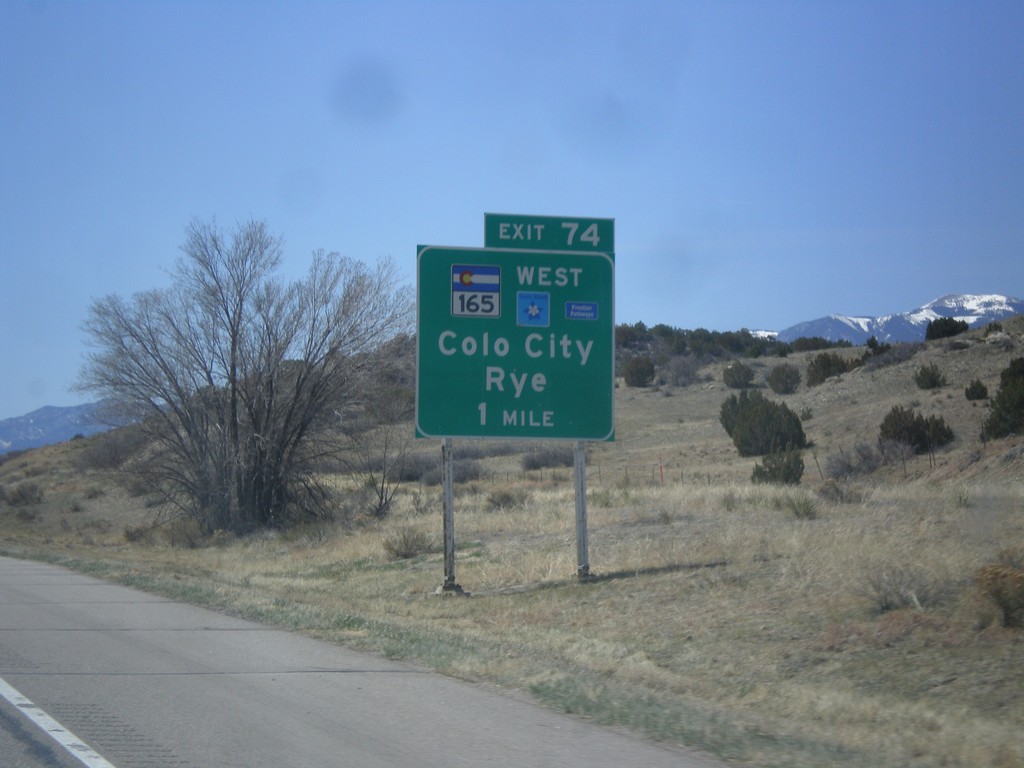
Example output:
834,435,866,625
1,0,1022,419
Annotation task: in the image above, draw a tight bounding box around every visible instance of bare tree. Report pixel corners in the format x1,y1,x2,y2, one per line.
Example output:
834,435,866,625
337,334,415,518
78,218,413,533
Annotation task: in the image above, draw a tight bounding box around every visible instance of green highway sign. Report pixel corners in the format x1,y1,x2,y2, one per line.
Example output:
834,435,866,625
484,213,614,255
416,245,614,441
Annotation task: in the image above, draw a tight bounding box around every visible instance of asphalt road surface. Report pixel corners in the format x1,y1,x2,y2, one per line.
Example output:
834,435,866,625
0,555,722,768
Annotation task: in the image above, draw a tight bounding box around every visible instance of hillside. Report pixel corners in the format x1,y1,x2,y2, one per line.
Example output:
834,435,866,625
1,316,1022,768
593,316,1023,488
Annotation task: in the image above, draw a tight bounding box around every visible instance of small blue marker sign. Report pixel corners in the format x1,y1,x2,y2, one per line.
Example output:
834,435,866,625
566,301,599,321
517,292,550,327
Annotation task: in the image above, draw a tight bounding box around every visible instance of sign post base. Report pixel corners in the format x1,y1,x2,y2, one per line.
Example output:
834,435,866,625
435,581,468,596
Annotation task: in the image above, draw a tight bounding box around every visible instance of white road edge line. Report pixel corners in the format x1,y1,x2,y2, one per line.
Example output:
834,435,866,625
0,675,117,768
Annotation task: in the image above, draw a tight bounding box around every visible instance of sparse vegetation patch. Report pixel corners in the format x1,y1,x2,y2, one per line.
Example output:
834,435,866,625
3,481,43,507
720,390,807,456
825,442,881,479
751,446,804,485
878,405,954,455
767,362,801,394
964,379,989,401
806,350,860,386
722,360,754,389
926,316,969,340
382,526,438,560
983,357,1024,439
914,362,948,390
622,355,656,387
861,564,951,613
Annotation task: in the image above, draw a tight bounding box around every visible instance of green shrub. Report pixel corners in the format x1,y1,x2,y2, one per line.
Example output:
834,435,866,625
622,355,655,387
767,363,801,394
878,405,954,454
914,363,948,390
791,337,835,352
720,390,807,457
925,317,969,341
615,321,651,348
861,342,923,372
965,379,989,401
983,357,1024,439
751,447,804,485
722,361,755,389
806,351,859,387
864,335,891,357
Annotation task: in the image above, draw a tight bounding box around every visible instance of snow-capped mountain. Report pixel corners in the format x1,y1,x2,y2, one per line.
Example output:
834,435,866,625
0,402,113,455
775,294,1023,345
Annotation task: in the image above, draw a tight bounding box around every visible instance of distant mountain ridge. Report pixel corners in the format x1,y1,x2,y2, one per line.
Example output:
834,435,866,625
775,294,1023,345
4,294,1020,454
0,402,113,455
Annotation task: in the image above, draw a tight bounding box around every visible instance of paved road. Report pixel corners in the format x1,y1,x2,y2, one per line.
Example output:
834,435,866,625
0,555,722,768
0,691,84,768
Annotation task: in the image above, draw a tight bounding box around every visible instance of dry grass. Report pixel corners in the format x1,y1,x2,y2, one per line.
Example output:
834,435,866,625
2,319,1024,767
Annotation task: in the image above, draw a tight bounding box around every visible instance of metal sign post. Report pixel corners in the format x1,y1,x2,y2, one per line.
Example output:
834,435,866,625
482,214,614,582
573,440,590,579
439,438,463,594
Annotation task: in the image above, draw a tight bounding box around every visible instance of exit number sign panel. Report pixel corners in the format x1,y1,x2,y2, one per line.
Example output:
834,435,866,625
416,245,614,441
484,213,614,255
